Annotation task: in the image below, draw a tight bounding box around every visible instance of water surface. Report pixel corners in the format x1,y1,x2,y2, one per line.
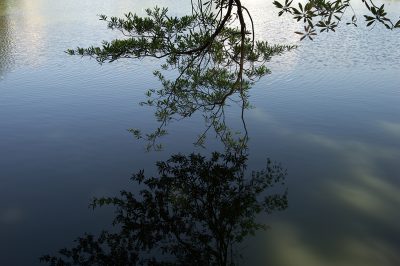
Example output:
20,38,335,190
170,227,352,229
1,0,399,265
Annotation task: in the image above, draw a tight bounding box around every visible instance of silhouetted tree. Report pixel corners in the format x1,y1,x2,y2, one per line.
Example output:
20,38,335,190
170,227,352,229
41,152,287,266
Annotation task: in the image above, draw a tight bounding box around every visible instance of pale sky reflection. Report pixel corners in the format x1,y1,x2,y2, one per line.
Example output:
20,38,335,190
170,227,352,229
380,121,400,138
0,207,24,224
265,222,400,266
331,168,400,226
281,124,400,227
248,108,400,265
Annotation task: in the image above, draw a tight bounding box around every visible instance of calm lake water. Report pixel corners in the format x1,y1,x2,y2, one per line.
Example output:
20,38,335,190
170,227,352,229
1,0,400,265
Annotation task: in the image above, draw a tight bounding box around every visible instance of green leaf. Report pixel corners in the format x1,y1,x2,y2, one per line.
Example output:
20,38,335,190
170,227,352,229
273,1,283,8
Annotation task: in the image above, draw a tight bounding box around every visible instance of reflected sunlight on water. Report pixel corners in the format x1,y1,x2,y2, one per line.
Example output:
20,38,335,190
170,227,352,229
0,1,13,76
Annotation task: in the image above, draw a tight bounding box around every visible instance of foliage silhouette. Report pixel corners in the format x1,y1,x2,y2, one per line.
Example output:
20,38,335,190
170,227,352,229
67,1,296,150
274,0,400,40
41,151,287,266
67,0,398,150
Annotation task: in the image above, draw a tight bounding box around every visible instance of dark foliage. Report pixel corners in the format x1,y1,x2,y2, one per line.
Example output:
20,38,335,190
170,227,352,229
274,0,400,40
67,0,295,150
41,152,287,266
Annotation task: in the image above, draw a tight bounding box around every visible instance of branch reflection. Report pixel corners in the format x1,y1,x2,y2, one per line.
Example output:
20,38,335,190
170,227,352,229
41,151,288,266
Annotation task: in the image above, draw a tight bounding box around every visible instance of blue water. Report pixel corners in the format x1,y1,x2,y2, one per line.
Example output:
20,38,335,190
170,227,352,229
1,0,400,265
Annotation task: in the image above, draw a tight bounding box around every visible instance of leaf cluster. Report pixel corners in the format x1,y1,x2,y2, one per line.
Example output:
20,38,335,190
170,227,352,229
273,0,400,40
67,0,295,150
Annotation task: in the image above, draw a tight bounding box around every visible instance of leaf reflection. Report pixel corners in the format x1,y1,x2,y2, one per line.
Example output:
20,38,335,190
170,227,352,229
41,151,288,266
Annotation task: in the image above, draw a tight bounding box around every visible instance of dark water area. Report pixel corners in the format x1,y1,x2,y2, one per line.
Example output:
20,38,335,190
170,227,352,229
1,0,400,265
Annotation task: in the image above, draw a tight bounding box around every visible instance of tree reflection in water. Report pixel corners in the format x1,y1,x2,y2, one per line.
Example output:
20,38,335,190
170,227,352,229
41,151,287,266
